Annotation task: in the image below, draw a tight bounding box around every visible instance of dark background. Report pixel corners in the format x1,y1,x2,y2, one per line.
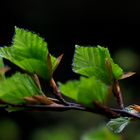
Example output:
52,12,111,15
1,0,140,81
0,1,140,140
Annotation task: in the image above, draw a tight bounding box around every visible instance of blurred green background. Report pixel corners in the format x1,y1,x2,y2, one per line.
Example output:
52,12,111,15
0,0,140,140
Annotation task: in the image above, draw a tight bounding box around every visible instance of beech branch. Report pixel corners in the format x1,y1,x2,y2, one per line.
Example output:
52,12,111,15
24,104,140,120
1,74,139,121
1,101,140,120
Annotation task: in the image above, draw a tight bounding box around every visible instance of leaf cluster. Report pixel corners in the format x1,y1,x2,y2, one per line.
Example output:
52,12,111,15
0,27,139,134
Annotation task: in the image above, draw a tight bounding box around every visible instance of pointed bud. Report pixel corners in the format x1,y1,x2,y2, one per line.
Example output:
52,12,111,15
119,72,136,80
105,58,113,81
46,53,53,77
33,95,54,105
131,104,140,113
53,54,64,72
0,66,10,74
24,97,39,104
32,74,42,91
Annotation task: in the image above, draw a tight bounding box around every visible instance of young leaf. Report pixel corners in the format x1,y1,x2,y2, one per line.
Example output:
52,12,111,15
0,27,58,80
0,57,10,80
0,73,41,105
106,117,130,133
59,76,109,108
72,45,123,84
0,57,5,72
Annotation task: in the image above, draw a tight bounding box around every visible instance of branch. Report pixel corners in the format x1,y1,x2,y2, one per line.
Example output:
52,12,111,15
110,108,140,119
2,102,140,120
24,104,140,120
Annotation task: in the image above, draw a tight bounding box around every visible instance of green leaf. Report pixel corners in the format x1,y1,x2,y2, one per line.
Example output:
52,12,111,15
0,27,57,80
59,76,109,108
106,117,130,133
0,57,4,69
13,27,48,60
72,45,123,84
0,73,41,105
81,127,121,140
0,57,6,80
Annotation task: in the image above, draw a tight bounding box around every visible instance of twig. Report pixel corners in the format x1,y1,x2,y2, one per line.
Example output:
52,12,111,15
24,104,140,120
2,102,140,120
24,104,85,111
111,108,140,120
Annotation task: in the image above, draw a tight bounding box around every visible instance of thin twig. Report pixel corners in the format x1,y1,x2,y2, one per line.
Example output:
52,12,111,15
24,104,85,111
111,108,140,119
24,104,140,119
2,103,140,120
